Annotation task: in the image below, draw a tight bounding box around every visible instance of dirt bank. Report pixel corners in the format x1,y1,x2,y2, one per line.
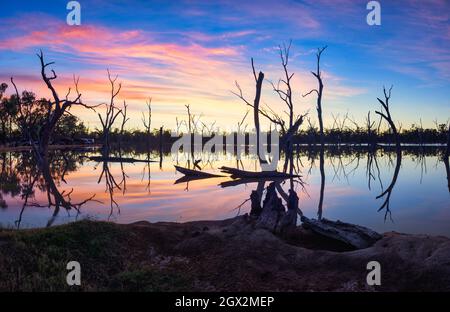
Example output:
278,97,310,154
0,215,449,291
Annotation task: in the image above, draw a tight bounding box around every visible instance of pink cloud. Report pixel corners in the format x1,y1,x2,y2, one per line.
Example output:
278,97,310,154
0,12,367,130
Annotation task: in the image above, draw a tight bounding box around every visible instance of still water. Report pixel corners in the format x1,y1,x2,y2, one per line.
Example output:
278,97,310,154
0,146,449,236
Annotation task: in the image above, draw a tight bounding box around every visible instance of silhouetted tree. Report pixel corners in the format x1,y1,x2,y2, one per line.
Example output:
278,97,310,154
375,85,400,150
269,41,306,150
232,58,265,161
304,46,327,145
97,70,124,156
374,86,402,221
142,98,152,145
10,51,96,163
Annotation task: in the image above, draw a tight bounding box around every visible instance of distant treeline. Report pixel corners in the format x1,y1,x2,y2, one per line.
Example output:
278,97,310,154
0,88,448,146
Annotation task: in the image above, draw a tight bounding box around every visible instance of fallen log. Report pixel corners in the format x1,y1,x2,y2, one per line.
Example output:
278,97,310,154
219,166,300,179
174,165,223,178
300,216,382,249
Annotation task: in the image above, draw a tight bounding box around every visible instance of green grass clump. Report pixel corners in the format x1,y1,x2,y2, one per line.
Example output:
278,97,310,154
0,220,193,291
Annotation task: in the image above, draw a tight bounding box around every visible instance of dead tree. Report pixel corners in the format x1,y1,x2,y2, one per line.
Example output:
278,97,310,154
185,104,192,133
271,42,295,129
365,111,376,148
232,58,265,160
317,147,325,220
444,122,450,192
98,70,123,156
304,46,327,146
255,182,289,232
269,41,306,149
375,85,400,150
159,126,163,168
376,152,401,221
233,51,305,163
23,158,97,227
374,86,402,220
330,112,348,145
446,122,450,157
11,51,96,164
119,101,129,146
444,154,450,193
142,98,152,144
302,47,328,219
96,159,125,218
237,110,249,134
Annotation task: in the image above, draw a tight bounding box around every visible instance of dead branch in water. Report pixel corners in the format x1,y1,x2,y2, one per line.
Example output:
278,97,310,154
219,166,300,179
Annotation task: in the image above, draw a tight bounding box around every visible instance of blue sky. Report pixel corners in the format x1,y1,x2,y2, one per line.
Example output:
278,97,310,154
0,0,448,130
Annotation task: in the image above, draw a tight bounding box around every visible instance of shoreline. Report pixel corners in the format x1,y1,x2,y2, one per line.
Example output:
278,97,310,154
0,144,101,152
1,216,449,291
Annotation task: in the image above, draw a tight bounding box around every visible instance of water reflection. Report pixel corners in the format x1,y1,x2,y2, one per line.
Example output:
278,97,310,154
0,151,98,227
0,145,449,236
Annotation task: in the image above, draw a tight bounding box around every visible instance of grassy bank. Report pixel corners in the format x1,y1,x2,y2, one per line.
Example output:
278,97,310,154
0,220,194,291
1,217,449,291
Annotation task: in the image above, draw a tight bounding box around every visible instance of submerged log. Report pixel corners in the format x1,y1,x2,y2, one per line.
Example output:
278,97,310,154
174,165,223,178
300,216,382,249
219,166,300,179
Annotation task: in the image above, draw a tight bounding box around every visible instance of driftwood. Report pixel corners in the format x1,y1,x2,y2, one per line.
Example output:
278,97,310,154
300,216,382,249
87,156,156,163
174,165,223,178
219,166,300,179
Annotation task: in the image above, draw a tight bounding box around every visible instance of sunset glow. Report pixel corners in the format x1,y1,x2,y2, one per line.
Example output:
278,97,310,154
1,0,448,131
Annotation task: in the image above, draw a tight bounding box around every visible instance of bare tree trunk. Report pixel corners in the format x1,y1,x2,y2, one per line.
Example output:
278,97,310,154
159,126,163,169
304,46,327,146
376,149,401,221
318,147,325,220
375,85,400,151
98,70,123,157
304,47,327,220
142,98,152,149
444,155,450,193
253,66,264,161
446,123,450,157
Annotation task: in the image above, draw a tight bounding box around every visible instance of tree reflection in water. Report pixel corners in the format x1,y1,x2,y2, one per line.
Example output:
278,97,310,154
0,150,98,228
0,145,448,228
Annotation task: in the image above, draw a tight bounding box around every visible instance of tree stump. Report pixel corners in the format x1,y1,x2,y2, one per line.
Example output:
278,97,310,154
277,189,299,232
249,190,262,217
255,182,294,233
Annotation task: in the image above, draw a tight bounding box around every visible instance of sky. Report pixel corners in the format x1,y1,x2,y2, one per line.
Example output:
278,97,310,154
0,0,449,131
